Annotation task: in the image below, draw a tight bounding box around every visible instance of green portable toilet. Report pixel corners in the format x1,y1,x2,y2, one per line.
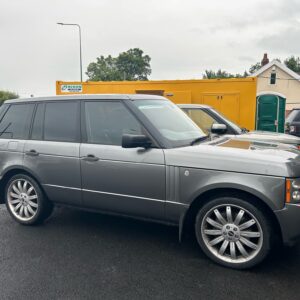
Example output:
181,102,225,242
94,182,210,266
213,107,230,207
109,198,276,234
256,92,286,133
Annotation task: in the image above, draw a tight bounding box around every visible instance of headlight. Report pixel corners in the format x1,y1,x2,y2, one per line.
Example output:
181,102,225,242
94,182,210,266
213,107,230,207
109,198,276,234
290,125,296,133
286,179,300,203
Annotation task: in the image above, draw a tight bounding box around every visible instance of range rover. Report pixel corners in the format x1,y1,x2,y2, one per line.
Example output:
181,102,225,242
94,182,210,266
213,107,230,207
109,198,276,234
1,94,300,269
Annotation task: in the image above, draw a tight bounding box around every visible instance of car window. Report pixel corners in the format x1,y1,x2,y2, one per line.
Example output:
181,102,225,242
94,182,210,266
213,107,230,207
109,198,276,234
286,110,300,123
133,100,205,147
0,103,34,139
31,103,45,140
183,109,216,134
84,101,143,145
44,102,78,142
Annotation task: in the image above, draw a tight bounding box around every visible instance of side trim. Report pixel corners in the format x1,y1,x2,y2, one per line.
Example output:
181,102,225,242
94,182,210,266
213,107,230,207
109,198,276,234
43,184,189,207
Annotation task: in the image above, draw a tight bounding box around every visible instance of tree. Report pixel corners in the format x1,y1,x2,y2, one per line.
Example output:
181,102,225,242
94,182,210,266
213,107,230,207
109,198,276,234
284,56,300,74
86,48,151,81
0,90,18,105
203,69,248,79
86,55,123,81
249,62,261,74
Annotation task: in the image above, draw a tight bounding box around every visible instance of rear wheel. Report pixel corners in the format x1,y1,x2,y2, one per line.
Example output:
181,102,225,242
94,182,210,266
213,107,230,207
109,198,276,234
5,174,53,225
195,197,272,269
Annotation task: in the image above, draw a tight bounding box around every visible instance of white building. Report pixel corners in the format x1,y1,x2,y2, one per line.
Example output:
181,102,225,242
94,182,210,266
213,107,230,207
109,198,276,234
252,56,300,113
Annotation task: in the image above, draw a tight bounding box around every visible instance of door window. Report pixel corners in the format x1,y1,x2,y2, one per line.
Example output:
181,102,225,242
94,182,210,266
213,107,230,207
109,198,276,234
0,104,34,139
84,101,143,145
31,103,45,140
44,102,79,142
184,109,216,134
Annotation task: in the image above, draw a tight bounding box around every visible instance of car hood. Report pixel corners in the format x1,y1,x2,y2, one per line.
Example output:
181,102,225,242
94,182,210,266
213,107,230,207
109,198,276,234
230,130,300,145
164,136,300,177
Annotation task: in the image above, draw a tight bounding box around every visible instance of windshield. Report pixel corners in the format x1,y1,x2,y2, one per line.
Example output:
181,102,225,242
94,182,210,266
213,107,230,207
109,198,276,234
286,110,300,123
209,108,243,134
133,100,206,147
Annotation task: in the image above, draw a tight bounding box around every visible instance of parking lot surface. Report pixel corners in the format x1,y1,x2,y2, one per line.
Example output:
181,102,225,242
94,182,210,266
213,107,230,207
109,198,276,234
1,204,300,300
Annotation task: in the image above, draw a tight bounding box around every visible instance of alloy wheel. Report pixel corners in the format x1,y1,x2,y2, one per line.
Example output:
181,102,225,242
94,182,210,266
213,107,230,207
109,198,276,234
201,204,263,264
7,179,39,221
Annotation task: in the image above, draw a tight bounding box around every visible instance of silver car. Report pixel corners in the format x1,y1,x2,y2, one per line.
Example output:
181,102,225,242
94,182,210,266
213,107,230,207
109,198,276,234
178,104,300,148
1,95,300,269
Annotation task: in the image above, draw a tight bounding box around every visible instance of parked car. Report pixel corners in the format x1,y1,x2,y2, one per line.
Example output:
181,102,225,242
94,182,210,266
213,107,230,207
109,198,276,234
178,104,300,148
1,95,300,269
285,108,300,137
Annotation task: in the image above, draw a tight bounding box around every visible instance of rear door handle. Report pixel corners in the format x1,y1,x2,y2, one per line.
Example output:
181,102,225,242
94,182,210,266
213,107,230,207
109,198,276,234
82,154,99,162
25,149,39,156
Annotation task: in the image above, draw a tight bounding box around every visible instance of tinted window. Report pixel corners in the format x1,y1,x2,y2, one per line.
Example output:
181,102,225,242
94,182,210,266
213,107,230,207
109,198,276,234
85,101,142,145
44,102,78,142
0,104,34,139
31,103,45,140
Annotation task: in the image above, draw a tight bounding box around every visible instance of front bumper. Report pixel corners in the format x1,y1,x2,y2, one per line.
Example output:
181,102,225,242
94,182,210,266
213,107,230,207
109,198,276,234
275,203,300,246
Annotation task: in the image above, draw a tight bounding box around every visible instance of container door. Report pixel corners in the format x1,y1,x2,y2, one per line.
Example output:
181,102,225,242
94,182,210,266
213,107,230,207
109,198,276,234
202,94,221,111
256,95,278,132
202,94,239,124
219,94,239,124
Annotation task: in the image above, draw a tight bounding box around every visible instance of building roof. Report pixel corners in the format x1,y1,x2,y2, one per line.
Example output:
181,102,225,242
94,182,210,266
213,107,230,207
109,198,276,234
251,59,300,81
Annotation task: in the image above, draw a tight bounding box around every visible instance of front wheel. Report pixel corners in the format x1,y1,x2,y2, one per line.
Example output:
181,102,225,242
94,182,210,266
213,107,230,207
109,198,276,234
5,174,53,225
195,197,272,269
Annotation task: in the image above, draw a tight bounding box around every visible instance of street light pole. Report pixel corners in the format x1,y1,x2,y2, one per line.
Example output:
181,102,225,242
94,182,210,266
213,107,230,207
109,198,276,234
57,22,83,82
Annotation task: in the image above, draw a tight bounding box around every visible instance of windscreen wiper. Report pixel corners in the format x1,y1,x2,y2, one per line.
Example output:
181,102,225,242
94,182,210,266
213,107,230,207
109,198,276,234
190,135,209,146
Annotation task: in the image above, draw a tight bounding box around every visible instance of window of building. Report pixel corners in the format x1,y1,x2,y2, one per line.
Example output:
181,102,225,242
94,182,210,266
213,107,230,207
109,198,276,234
0,104,34,139
84,101,143,145
270,72,276,84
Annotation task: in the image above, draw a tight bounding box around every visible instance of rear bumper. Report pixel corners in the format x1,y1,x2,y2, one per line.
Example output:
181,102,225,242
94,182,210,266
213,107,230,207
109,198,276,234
275,204,300,246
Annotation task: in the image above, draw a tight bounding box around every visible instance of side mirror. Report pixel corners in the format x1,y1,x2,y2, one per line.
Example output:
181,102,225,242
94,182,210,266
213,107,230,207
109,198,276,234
211,123,227,135
122,134,152,148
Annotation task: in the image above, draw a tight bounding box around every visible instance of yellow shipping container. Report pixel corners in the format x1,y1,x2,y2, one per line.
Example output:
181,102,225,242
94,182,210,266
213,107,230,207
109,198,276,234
56,77,257,130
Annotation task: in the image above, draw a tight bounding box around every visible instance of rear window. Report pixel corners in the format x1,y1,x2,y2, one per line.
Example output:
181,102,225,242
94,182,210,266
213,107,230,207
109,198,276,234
0,104,34,139
286,110,300,123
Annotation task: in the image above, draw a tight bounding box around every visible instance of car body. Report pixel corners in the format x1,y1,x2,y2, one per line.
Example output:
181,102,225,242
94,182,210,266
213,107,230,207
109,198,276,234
178,104,300,147
1,95,300,269
285,108,300,137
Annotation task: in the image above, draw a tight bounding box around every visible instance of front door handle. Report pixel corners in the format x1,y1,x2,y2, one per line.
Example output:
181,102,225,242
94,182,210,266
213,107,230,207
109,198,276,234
25,149,39,156
82,154,99,162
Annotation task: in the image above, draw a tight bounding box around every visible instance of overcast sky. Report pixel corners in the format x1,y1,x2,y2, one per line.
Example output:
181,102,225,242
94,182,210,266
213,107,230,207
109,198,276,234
1,0,300,97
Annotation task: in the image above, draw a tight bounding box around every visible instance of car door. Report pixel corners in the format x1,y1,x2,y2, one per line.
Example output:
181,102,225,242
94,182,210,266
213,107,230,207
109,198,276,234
80,100,166,220
0,103,35,182
23,101,81,205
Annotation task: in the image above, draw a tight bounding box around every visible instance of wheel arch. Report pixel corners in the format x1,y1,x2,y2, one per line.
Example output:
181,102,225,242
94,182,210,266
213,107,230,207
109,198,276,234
179,187,282,243
0,167,45,204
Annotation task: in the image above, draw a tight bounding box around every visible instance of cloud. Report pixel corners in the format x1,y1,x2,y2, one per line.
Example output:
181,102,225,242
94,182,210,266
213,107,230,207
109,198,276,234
258,27,300,54
0,0,299,96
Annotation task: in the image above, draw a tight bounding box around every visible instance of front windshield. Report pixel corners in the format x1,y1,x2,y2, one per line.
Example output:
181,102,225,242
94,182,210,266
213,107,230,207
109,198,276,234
286,110,300,123
133,100,206,147
210,108,244,134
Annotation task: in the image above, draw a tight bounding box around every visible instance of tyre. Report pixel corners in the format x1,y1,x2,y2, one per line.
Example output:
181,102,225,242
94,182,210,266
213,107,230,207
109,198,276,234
5,174,53,225
195,197,272,269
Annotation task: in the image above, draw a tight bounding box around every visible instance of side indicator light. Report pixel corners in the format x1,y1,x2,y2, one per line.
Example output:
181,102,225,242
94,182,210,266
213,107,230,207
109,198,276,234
286,180,291,203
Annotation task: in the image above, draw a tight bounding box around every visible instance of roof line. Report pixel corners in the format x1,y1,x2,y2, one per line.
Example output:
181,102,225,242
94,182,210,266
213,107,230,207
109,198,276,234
250,60,300,80
4,94,167,104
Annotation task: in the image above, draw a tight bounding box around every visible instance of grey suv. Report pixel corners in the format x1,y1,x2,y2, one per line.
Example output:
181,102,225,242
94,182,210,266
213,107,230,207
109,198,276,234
1,95,300,269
